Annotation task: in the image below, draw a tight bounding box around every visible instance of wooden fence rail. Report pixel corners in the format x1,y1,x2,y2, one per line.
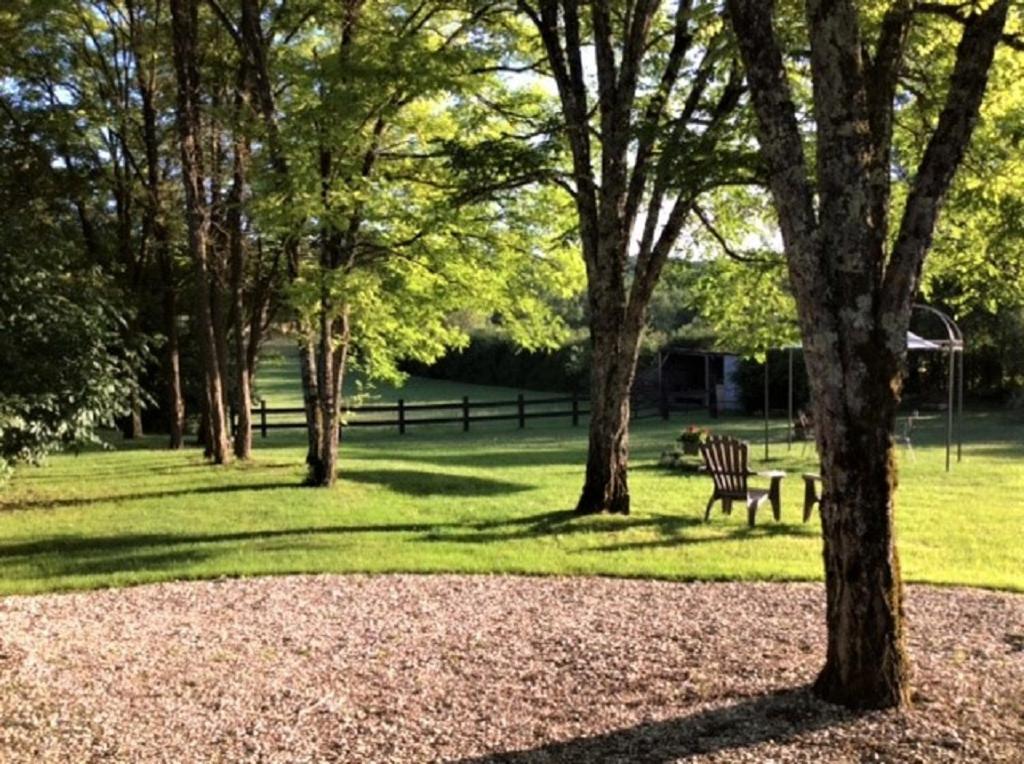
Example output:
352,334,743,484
246,393,600,437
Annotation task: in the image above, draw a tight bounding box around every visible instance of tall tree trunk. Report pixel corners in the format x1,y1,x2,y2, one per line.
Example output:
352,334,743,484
814,418,909,707
234,0,325,468
129,0,183,450
523,0,741,515
198,381,212,455
227,116,253,459
170,0,231,464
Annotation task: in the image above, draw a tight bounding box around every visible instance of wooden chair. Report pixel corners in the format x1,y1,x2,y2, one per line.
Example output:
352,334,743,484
894,411,917,460
698,436,785,527
794,410,815,454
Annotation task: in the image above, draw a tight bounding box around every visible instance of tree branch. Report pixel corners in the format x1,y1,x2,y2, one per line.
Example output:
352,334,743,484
726,0,819,295
693,203,776,264
883,0,1010,316
204,0,242,47
916,2,1024,52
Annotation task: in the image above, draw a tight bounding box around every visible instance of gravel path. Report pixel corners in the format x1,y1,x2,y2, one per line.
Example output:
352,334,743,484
1,575,1022,763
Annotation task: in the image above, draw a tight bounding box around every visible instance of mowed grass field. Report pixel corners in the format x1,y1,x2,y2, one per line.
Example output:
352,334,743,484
0,343,1021,596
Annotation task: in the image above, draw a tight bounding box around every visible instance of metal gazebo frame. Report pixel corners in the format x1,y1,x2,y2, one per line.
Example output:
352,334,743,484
763,305,965,471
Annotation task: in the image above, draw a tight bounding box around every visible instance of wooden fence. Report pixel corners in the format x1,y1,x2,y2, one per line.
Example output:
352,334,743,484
247,394,601,437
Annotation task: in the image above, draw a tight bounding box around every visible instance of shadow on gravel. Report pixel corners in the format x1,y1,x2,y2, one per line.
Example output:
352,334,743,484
455,687,865,763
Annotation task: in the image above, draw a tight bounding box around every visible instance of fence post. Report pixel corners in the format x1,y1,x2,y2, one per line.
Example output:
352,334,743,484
260,399,268,439
462,396,470,432
572,393,579,427
517,393,525,429
398,398,406,435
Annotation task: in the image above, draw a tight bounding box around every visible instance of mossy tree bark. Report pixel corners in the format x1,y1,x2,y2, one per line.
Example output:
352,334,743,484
727,0,1009,708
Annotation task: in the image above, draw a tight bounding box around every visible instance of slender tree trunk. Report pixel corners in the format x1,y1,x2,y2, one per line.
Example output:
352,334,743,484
210,271,232,418
130,1,183,450
227,75,254,459
162,282,185,449
170,0,231,464
129,395,144,438
298,337,322,468
198,382,212,456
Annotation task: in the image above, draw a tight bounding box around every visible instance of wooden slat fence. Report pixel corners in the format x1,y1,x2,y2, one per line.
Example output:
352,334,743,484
248,394,597,437
243,394,666,437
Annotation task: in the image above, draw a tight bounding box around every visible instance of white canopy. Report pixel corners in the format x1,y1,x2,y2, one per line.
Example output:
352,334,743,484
906,331,942,351
784,331,941,352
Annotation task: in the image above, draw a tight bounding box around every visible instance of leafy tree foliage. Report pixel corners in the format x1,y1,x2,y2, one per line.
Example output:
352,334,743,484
0,257,146,476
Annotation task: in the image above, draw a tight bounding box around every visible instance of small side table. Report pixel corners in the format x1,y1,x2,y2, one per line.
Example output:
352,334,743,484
802,473,822,522
758,471,787,521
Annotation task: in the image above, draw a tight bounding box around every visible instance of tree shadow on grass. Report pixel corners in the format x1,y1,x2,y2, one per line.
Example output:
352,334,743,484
0,522,446,561
0,481,301,511
426,508,812,547
455,686,866,763
352,448,586,470
0,508,811,584
422,510,707,544
590,521,815,554
341,469,532,497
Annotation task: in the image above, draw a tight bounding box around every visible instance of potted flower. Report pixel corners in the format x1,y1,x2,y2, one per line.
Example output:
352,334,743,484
677,425,710,455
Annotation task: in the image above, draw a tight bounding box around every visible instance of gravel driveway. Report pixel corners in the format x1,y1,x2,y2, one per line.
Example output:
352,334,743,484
1,575,1021,762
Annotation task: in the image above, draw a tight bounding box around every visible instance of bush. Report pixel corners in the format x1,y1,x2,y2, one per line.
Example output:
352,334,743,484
0,254,146,475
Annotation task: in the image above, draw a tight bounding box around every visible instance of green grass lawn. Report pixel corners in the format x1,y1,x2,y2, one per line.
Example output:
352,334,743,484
1,347,1021,596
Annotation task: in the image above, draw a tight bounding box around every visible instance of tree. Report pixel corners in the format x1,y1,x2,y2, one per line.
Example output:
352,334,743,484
206,0,579,486
0,0,196,449
0,109,146,475
170,0,233,464
517,0,747,514
726,0,1010,708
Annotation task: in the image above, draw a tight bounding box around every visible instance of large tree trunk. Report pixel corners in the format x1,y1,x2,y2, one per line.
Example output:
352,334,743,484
808,350,909,708
727,0,1008,709
576,319,641,515
170,0,231,464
